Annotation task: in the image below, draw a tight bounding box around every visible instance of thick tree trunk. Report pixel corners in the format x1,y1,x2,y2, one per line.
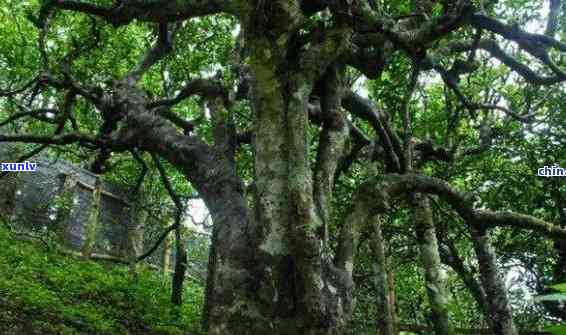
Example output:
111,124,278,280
110,80,262,334
411,194,451,335
111,20,354,333
369,216,396,335
471,227,518,335
239,37,353,333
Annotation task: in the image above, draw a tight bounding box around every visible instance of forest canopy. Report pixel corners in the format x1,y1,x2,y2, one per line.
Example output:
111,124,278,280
0,0,566,334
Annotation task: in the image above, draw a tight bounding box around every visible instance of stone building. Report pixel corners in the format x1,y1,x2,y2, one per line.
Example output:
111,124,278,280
0,143,209,280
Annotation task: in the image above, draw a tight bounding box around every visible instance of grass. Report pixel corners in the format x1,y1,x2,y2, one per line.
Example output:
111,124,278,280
0,225,205,335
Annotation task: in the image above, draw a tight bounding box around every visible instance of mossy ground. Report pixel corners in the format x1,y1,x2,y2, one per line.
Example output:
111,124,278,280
0,225,205,335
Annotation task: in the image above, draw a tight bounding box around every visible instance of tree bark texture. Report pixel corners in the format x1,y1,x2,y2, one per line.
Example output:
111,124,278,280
411,194,451,335
471,227,519,335
369,216,397,335
171,226,187,306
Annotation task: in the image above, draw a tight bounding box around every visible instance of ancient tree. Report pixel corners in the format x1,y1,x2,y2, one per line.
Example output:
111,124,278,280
1,0,566,334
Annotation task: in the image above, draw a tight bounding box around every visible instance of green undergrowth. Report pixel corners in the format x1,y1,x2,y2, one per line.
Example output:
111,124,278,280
0,225,205,335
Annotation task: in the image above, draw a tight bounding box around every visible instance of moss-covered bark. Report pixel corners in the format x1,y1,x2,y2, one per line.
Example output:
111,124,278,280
411,194,451,335
471,227,518,335
202,19,354,333
370,216,396,335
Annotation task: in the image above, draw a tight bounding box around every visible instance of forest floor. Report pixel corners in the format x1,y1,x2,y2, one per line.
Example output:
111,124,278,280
0,225,205,335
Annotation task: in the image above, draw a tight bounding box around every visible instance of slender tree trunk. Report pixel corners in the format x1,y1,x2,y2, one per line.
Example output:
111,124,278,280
171,225,187,306
82,176,101,258
411,194,451,335
470,227,518,335
162,233,172,272
56,172,78,245
386,255,398,334
127,191,146,277
547,183,566,318
439,239,490,325
549,237,566,319
369,216,396,335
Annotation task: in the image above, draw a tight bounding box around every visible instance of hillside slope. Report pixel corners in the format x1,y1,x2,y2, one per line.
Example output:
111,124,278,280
0,225,204,335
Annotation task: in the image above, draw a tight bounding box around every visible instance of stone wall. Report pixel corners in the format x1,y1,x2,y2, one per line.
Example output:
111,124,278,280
0,144,143,259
